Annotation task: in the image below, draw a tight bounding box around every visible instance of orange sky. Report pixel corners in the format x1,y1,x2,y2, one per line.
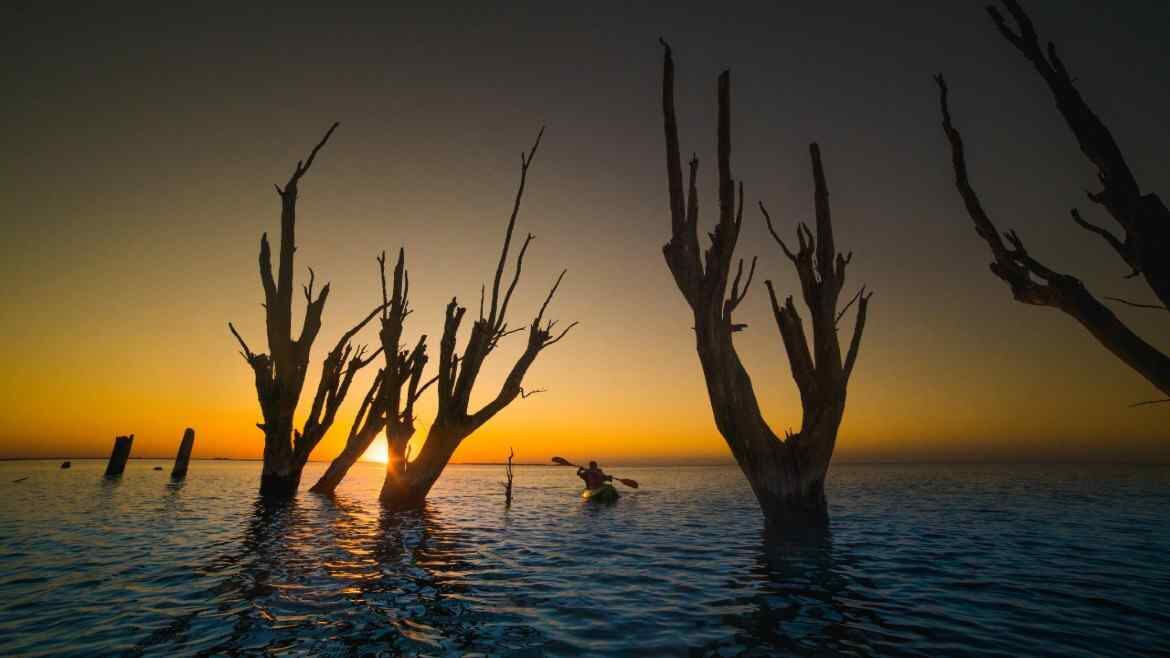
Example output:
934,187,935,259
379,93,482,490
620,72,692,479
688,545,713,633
1,146,1165,464
2,2,1168,465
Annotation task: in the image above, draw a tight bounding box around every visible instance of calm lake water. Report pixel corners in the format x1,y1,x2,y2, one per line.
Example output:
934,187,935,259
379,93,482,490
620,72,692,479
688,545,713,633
1,460,1168,656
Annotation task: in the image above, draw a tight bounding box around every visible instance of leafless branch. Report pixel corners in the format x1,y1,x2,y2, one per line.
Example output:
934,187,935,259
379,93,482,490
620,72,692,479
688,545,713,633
1104,297,1168,311
277,122,340,195
228,322,257,363
759,202,796,262
1130,398,1170,408
489,128,545,326
835,286,865,325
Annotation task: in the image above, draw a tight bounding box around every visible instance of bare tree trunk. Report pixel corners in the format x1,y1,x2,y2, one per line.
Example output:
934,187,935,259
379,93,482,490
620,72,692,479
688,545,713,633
380,425,460,510
104,434,134,477
378,130,576,509
308,405,383,495
171,427,195,479
310,250,433,495
503,447,514,506
230,123,385,498
935,1,1170,398
310,439,371,495
658,43,871,531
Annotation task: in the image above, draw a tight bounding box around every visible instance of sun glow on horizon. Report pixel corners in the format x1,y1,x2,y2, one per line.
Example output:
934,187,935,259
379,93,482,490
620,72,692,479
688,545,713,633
361,441,389,464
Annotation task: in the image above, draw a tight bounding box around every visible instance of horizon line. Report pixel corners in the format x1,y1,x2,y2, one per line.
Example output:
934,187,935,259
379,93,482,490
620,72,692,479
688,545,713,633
3,457,1170,467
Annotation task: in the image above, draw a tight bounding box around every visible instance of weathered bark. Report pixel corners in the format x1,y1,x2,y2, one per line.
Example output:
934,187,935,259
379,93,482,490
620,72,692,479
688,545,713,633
229,123,386,497
171,427,195,479
310,250,434,495
379,129,576,508
104,434,134,477
658,42,871,530
935,1,1170,397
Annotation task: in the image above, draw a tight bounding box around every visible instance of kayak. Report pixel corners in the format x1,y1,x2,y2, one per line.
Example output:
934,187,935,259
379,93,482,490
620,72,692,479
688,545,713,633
581,483,619,502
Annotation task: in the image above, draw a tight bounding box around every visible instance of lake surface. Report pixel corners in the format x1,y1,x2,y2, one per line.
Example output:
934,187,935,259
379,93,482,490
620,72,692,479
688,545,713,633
1,460,1168,656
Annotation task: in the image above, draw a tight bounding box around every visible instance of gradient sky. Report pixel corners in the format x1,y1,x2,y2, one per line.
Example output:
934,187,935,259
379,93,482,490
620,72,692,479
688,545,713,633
3,1,1169,465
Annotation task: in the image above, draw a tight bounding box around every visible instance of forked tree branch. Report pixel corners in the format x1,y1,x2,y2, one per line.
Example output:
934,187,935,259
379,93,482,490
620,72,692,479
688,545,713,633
935,73,1170,396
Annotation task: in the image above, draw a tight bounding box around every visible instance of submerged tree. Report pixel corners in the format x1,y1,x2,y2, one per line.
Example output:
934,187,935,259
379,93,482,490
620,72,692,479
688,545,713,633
658,42,872,529
936,0,1170,397
229,123,387,497
302,130,573,501
380,128,577,510
309,249,432,495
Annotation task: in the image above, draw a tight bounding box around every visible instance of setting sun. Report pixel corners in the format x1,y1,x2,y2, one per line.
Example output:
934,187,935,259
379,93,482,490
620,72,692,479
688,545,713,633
360,441,388,464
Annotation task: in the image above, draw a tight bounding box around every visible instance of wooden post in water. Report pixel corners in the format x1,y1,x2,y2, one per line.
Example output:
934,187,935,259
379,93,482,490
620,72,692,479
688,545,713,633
104,434,134,477
171,428,195,479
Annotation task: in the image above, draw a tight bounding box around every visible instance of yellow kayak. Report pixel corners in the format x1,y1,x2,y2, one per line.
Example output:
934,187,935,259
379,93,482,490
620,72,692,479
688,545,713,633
581,483,619,502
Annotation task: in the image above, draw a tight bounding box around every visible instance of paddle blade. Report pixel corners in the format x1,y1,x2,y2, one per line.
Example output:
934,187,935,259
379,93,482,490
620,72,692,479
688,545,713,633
551,456,574,467
617,478,639,489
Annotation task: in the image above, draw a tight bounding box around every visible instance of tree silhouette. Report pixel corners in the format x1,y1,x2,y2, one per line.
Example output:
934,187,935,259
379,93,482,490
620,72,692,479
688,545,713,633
658,42,871,530
304,130,573,503
378,128,576,509
936,0,1170,398
309,249,432,495
229,124,387,497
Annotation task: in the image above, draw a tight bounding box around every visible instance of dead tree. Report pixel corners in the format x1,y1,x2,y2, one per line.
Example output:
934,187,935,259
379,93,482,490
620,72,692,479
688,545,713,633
309,249,432,495
935,0,1170,398
502,447,515,506
229,123,388,497
659,42,871,529
379,128,576,510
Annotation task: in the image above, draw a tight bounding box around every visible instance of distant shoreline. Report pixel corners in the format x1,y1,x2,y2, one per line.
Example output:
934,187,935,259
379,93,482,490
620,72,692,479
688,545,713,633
3,457,1169,466
0,457,580,467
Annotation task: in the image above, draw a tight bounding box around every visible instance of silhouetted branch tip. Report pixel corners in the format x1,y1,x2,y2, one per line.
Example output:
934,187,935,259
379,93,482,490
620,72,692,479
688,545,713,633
835,286,865,325
1104,297,1167,311
543,320,578,348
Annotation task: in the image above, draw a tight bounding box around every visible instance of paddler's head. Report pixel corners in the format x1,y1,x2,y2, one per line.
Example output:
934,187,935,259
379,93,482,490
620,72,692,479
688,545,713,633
589,461,598,469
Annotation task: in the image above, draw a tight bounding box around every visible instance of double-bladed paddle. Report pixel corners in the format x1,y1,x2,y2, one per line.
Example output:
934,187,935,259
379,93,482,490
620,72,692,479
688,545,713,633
551,456,639,488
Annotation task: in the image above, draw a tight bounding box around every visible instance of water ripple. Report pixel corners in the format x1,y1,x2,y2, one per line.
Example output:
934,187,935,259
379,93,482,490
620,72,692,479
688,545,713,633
0,461,1168,656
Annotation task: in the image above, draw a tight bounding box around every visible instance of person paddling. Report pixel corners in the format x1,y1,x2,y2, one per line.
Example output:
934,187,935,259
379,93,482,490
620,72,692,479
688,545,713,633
576,461,612,490
551,456,638,491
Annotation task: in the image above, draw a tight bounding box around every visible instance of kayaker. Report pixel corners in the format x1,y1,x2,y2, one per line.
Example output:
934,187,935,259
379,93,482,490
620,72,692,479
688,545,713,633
576,461,612,490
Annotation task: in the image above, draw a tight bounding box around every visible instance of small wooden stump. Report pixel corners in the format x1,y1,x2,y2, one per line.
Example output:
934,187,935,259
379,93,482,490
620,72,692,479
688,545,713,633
104,434,134,477
171,428,195,479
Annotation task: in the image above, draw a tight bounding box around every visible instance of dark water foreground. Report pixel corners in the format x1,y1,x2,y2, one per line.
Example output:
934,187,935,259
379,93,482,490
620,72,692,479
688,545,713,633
1,461,1168,656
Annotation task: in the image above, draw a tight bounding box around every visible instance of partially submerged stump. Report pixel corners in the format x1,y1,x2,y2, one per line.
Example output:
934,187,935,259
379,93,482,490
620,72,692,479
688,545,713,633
171,427,195,479
104,434,134,477
502,447,515,507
